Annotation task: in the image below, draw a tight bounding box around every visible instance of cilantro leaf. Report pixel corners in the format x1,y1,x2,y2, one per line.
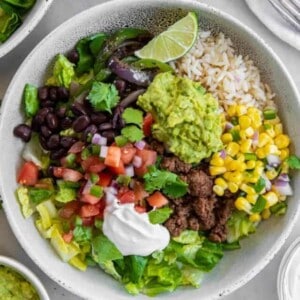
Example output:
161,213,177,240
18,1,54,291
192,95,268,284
149,207,173,224
87,81,119,113
286,155,300,169
121,125,144,142
143,166,188,198
122,108,143,127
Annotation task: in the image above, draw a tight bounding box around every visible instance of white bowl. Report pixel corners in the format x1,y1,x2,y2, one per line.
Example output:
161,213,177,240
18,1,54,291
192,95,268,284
0,0,299,299
0,0,53,58
0,255,50,300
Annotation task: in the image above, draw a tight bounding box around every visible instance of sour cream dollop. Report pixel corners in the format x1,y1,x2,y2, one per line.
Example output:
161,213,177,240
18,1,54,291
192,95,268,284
103,194,170,256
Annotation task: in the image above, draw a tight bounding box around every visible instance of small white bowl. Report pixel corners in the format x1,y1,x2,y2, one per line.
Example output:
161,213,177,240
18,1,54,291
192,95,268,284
0,0,53,59
0,255,50,300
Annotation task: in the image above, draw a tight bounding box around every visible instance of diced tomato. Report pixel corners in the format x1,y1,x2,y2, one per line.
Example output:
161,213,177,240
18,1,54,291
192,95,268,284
62,168,83,182
53,167,64,178
147,191,168,208
133,181,149,201
98,172,113,187
80,204,100,218
104,146,121,168
17,161,39,186
59,201,81,219
62,232,73,243
118,190,136,204
121,144,136,165
135,205,147,213
68,141,85,154
134,149,157,176
81,156,106,173
143,113,153,136
80,193,101,205
60,156,68,167
81,217,95,226
109,160,125,175
95,199,106,219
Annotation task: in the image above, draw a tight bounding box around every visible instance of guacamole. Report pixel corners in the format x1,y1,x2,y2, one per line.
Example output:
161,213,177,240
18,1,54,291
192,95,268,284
137,72,223,163
0,265,39,300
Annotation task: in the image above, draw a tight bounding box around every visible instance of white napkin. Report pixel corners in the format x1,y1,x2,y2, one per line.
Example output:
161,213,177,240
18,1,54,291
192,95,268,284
245,0,300,51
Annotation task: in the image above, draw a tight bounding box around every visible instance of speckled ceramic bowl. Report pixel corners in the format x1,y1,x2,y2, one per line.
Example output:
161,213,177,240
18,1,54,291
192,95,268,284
0,0,53,58
0,255,49,300
0,0,299,299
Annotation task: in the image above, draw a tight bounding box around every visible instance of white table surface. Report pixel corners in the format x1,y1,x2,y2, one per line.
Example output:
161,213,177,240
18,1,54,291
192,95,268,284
0,0,299,299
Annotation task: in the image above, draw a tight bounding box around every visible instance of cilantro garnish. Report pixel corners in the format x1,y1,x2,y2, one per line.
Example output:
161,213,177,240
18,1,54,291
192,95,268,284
87,81,119,113
121,125,144,142
286,155,300,169
148,207,173,224
122,108,143,127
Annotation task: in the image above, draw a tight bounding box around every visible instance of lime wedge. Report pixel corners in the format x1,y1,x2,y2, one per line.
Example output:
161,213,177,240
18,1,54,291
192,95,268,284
135,12,198,62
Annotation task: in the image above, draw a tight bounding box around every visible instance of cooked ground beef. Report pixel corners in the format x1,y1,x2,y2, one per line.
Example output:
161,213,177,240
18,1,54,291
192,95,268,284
192,196,216,230
147,138,165,155
209,224,227,243
160,156,192,174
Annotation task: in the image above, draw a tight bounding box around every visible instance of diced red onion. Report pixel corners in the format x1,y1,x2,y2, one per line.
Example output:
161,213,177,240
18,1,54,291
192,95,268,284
219,150,227,159
267,154,281,167
277,173,290,182
105,186,118,195
100,146,108,158
68,141,85,154
134,140,146,150
273,180,293,196
82,180,93,195
110,180,119,190
125,165,135,177
225,122,234,131
105,192,116,206
92,133,107,146
262,173,272,191
129,179,135,189
133,155,142,168
252,131,259,147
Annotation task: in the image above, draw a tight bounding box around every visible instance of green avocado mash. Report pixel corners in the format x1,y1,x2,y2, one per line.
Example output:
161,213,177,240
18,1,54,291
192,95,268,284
0,265,39,300
137,72,223,163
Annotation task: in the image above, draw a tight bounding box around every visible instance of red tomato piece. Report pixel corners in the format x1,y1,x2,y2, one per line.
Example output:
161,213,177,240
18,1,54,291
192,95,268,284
134,149,157,176
80,204,100,218
80,193,101,205
68,141,85,154
62,232,73,243
95,199,106,219
62,168,83,182
59,201,81,219
53,167,64,178
81,217,95,227
104,146,121,168
118,190,136,204
17,161,39,186
121,144,136,165
98,172,113,187
109,160,126,175
81,156,106,173
143,113,153,136
147,191,168,208
135,205,147,213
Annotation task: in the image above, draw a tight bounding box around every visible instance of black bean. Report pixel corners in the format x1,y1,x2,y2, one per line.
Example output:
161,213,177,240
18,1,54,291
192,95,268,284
40,100,55,108
83,124,98,141
90,113,108,125
98,122,113,131
46,134,60,150
60,117,73,129
101,130,115,144
71,102,88,115
57,87,69,101
67,49,79,64
31,117,41,132
114,79,126,94
49,87,58,101
13,124,32,142
39,135,49,150
46,113,59,130
50,148,68,160
40,125,52,138
72,115,90,132
47,165,55,177
60,136,77,149
38,87,49,101
56,107,67,118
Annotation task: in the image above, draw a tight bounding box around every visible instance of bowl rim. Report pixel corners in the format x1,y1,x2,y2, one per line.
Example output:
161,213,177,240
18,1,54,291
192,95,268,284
0,255,50,300
0,0,300,299
0,0,54,59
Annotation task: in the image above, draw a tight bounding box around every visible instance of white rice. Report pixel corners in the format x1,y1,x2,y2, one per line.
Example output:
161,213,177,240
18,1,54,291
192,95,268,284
171,31,276,111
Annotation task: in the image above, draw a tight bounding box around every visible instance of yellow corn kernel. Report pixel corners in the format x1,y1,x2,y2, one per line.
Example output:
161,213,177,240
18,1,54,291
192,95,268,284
228,182,239,193
213,185,224,196
255,160,264,168
210,156,224,167
235,197,252,212
280,148,289,160
239,130,247,140
256,148,266,159
248,109,262,129
236,104,247,116
275,134,290,149
258,132,272,148
264,191,279,208
281,161,289,174
254,166,264,176
240,140,252,153
229,171,243,185
266,169,278,180
265,116,280,125
228,160,240,171
240,183,256,195
236,153,245,162
237,162,247,172
215,178,228,189
223,171,232,181
274,123,283,136
239,115,252,129
226,142,240,157
224,156,234,167
262,208,271,220
249,213,261,223
245,172,260,183
245,127,255,138
246,194,258,204
279,195,287,201
266,127,276,138
264,144,280,155
209,166,226,176
221,133,233,144
246,160,256,170
227,105,236,117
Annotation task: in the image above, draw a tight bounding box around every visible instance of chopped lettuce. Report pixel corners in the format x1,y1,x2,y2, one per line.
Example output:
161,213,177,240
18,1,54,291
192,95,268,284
23,83,39,117
46,54,75,88
16,186,35,218
55,180,77,203
28,188,54,204
73,225,93,244
36,200,57,230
